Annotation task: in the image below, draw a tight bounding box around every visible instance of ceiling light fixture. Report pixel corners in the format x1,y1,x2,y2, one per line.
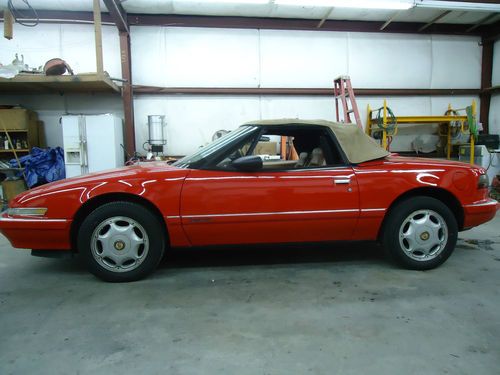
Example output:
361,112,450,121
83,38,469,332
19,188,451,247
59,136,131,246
275,0,414,10
194,0,270,4
414,0,500,12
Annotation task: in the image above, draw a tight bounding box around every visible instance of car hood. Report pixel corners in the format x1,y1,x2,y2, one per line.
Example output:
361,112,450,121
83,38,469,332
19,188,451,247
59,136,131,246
15,162,187,200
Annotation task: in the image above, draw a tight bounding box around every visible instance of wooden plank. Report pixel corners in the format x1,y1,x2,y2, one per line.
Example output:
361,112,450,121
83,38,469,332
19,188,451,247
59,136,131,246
3,8,13,40
418,10,453,32
0,74,120,94
93,0,104,74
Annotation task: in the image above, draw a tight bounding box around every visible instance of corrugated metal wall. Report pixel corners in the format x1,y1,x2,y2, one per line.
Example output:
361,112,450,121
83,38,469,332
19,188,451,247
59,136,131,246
0,23,486,155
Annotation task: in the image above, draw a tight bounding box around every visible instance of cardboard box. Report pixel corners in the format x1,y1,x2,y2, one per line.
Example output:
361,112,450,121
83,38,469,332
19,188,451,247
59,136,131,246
0,108,38,130
2,179,27,204
254,142,277,155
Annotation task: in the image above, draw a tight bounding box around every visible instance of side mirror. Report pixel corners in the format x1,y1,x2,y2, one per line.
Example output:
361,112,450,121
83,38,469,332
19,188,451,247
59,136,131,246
231,155,263,172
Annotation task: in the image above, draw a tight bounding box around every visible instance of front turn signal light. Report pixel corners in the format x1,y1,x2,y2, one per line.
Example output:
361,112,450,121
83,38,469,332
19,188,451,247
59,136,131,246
7,208,48,216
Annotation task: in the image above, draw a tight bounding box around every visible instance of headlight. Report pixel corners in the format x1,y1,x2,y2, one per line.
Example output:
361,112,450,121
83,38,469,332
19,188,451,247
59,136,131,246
7,208,48,216
478,174,489,189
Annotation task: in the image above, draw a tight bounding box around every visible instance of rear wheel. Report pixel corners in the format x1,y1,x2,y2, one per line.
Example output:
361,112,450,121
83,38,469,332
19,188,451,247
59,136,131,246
382,196,458,270
78,201,166,282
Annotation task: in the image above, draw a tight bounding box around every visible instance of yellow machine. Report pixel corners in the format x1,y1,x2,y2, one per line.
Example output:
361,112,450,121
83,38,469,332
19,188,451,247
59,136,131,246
365,100,477,165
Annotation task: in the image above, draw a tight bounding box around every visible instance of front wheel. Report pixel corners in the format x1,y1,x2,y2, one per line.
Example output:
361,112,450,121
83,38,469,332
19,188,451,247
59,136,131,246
382,196,458,270
78,201,166,282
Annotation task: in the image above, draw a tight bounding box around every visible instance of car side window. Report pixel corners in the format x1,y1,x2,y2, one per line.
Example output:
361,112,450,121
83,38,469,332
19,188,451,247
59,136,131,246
211,126,345,171
214,131,262,169
251,128,343,170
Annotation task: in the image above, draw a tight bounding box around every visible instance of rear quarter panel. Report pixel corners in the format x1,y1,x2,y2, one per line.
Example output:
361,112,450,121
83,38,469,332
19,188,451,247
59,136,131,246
353,157,487,240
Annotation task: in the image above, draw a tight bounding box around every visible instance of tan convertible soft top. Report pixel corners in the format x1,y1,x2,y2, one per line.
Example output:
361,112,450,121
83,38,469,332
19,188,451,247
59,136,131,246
243,119,390,164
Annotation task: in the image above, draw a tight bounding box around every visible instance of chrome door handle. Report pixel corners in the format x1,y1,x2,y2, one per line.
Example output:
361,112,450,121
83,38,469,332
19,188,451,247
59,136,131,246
334,178,350,185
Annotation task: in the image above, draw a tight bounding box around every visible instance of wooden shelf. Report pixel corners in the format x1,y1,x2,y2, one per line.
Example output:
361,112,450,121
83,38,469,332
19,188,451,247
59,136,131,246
0,149,29,153
0,73,121,94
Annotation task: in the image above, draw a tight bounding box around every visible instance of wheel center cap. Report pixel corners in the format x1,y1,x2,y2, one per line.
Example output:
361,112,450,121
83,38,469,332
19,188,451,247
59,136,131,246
420,231,430,241
114,240,126,251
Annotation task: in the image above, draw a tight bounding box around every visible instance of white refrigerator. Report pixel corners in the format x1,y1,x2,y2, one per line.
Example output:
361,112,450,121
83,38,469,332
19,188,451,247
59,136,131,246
61,114,125,178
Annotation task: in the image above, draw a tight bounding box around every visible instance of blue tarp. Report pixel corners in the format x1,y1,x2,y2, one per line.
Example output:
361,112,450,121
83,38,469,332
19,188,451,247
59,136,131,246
10,147,65,188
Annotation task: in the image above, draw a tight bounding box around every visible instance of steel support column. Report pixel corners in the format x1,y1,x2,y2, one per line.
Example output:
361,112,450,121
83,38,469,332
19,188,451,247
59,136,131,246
120,31,136,156
103,0,129,33
480,38,494,134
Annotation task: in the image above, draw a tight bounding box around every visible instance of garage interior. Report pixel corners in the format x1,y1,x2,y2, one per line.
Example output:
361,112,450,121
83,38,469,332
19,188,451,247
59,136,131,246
1,0,500,373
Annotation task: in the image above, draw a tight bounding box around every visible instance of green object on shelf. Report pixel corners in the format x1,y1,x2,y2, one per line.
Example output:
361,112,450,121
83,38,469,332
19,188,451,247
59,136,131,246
466,105,478,141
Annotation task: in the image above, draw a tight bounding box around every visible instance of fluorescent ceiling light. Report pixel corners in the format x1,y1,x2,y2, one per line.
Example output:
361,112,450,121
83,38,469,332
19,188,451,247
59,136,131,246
414,1,500,12
275,0,414,10
194,0,269,4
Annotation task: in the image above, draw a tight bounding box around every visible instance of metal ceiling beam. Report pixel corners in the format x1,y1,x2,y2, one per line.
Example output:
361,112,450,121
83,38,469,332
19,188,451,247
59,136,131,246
102,0,129,33
380,10,402,31
133,86,481,96
128,14,490,36
0,10,115,25
446,0,500,3
317,8,334,29
418,10,452,32
466,13,499,33
1,10,498,38
482,19,500,41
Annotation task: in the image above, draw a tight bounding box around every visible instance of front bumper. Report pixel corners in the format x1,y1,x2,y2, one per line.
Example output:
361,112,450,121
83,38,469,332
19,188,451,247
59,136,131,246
463,199,498,229
0,214,72,250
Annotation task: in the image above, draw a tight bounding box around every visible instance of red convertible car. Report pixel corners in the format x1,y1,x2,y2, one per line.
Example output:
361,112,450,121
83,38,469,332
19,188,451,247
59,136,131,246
0,120,497,282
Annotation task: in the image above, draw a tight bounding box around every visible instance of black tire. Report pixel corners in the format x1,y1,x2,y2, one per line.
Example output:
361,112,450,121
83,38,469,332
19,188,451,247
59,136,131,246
78,201,166,282
381,196,458,270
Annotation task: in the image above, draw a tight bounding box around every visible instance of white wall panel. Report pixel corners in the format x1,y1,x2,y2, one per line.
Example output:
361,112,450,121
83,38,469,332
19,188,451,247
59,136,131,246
101,26,122,79
60,25,121,78
133,95,260,155
164,28,260,87
0,24,121,77
259,30,348,88
429,96,479,116
493,40,500,86
0,24,61,69
131,27,260,87
430,35,481,89
130,27,167,86
130,27,481,91
489,94,500,136
348,33,432,89
260,96,335,120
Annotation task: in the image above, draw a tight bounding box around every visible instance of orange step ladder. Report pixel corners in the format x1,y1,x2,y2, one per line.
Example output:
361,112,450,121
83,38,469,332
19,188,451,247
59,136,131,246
333,75,362,128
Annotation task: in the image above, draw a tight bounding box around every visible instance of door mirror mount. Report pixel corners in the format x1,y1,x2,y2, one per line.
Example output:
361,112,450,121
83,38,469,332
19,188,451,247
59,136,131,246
231,155,263,172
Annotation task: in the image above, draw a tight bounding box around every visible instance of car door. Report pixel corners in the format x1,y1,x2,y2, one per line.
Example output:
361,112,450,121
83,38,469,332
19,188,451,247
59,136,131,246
179,166,360,247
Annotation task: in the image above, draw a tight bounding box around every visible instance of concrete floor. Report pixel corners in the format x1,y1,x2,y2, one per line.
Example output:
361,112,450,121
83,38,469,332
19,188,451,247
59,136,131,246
1,214,499,375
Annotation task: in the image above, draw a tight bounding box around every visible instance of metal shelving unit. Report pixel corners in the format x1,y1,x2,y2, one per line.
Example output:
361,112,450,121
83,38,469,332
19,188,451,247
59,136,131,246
366,100,477,164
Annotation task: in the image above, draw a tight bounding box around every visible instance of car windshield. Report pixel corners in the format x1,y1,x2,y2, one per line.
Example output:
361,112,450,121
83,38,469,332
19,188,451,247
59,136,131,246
173,126,259,169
